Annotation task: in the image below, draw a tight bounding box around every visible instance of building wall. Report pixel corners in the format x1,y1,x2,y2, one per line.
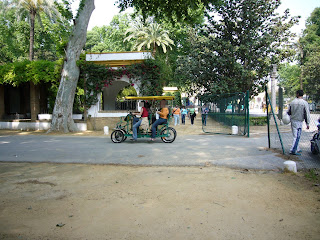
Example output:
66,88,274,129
88,75,140,116
103,81,130,110
86,117,123,131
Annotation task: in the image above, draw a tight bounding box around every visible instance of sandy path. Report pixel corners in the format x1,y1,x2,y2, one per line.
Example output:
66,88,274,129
0,163,319,240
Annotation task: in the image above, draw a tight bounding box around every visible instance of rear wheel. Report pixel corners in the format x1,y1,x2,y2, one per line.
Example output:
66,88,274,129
111,130,125,143
161,127,177,143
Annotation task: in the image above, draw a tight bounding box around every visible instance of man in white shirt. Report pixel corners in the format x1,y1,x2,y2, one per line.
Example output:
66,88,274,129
288,90,311,155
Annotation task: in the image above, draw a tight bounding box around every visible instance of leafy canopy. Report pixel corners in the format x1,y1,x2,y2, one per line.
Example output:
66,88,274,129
85,13,133,52
116,0,221,23
175,0,299,97
300,8,320,101
280,7,320,101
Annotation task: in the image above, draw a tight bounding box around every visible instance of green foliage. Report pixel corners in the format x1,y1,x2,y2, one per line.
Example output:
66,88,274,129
73,87,85,114
0,60,61,86
0,61,27,86
173,91,182,106
304,169,320,182
54,0,74,21
0,1,29,63
85,13,133,52
303,52,320,101
117,85,137,100
8,0,65,61
216,114,245,127
175,0,299,98
0,0,71,63
278,64,301,97
33,12,72,61
124,18,174,55
78,59,164,108
117,0,221,24
0,59,62,113
299,7,320,101
124,59,164,95
78,61,119,109
25,60,60,84
250,116,267,126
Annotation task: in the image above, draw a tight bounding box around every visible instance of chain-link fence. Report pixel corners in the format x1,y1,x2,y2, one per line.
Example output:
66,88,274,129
199,92,249,136
266,88,320,170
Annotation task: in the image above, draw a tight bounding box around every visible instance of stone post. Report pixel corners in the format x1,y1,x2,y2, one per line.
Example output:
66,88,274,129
271,64,277,113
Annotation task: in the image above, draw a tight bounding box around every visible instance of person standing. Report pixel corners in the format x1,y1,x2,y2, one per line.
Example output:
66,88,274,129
288,90,311,155
151,100,169,141
172,105,181,126
201,105,209,126
189,107,196,125
181,106,188,125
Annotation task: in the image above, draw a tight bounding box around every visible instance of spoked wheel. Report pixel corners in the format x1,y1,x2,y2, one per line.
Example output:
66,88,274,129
111,130,125,143
121,129,127,142
161,127,177,143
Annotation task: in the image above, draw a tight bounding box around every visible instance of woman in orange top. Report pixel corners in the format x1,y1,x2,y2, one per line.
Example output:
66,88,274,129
151,100,169,141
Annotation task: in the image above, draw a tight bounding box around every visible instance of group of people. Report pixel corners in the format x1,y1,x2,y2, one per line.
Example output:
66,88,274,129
172,105,209,126
172,106,196,126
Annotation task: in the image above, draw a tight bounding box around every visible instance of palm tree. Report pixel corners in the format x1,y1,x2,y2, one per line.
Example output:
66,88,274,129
11,0,61,61
8,0,61,121
124,20,174,56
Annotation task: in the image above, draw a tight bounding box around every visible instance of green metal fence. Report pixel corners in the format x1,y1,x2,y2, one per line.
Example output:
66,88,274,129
199,91,250,136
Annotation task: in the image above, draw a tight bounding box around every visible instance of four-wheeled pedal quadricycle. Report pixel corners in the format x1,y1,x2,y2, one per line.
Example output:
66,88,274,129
111,96,177,143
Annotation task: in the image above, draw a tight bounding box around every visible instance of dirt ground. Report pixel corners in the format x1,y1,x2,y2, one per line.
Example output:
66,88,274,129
0,163,319,240
0,119,319,239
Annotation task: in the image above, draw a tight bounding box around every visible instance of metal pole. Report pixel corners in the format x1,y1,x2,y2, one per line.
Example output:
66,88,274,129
278,87,283,122
266,86,270,149
246,90,250,138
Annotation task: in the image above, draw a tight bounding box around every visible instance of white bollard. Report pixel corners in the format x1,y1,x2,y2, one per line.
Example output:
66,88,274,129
232,125,238,135
104,126,109,135
283,160,297,173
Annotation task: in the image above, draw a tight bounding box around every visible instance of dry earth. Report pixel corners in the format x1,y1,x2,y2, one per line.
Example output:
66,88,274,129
0,118,319,239
0,163,319,240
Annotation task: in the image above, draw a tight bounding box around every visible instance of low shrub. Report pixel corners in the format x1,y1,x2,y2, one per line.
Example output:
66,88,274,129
250,116,267,126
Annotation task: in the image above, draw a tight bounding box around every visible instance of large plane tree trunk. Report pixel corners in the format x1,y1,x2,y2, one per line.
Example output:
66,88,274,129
49,0,95,133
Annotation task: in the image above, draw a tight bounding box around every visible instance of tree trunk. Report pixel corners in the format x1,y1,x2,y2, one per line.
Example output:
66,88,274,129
29,11,40,121
300,67,304,90
29,11,35,61
30,81,40,121
152,43,157,57
49,0,95,133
